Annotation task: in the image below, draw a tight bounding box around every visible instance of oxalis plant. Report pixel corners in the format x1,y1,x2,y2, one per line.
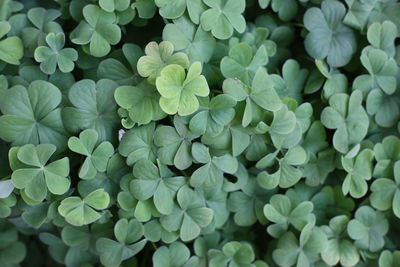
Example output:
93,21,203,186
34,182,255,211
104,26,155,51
0,0,400,266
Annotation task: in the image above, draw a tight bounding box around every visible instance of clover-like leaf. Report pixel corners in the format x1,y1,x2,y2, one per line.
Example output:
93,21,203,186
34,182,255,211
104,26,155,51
365,88,400,128
154,117,199,170
58,188,110,226
98,43,143,85
153,242,191,267
11,144,70,202
0,221,26,265
379,250,400,267
189,94,236,137
304,0,356,67
34,32,78,74
347,206,389,252
270,59,309,103
115,80,166,126
156,62,210,116
0,81,68,151
344,0,400,32
208,241,256,267
19,7,63,56
118,122,158,166
163,16,216,63
263,194,314,238
118,176,162,222
155,0,205,23
68,129,114,179
77,153,129,201
200,0,246,40
355,48,398,95
321,215,360,267
220,43,268,85
321,90,369,154
0,21,23,65
144,219,179,244
0,194,17,218
137,41,189,83
228,175,273,226
130,159,185,215
342,149,374,198
262,0,298,21
373,136,400,178
62,79,120,144
190,142,238,188
99,0,130,12
257,145,308,189
70,4,121,57
272,220,328,267
160,185,213,242
371,161,400,218
367,21,397,57
223,68,281,127
96,218,147,267
255,104,304,150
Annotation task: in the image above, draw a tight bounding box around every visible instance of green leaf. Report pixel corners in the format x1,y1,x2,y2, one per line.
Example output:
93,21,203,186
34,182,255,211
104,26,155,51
63,79,120,144
200,0,246,40
153,242,190,267
154,117,199,170
115,81,166,125
0,25,23,65
367,21,397,57
68,129,114,179
221,43,268,85
264,194,314,238
163,16,216,63
58,189,110,226
156,62,210,116
0,81,68,151
160,186,213,241
357,48,398,95
137,41,189,83
341,149,374,198
34,32,78,74
11,144,70,202
371,161,400,218
304,0,356,67
70,5,121,57
347,206,389,252
130,159,185,215
321,90,369,154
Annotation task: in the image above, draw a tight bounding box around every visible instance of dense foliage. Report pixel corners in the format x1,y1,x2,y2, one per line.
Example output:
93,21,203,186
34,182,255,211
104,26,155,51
0,0,399,266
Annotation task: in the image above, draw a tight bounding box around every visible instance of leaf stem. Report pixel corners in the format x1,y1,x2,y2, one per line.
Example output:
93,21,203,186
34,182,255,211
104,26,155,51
0,174,11,181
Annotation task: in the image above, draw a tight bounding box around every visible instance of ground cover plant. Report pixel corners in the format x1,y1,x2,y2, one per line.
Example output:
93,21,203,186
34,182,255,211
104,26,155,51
0,0,400,266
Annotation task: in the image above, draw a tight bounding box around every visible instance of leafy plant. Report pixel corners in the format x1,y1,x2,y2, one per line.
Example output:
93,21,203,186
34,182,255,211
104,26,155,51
0,0,400,266
70,5,121,57
137,41,189,84
347,206,389,252
10,143,70,202
200,0,246,40
96,218,147,267
160,185,213,241
321,90,369,154
68,129,114,179
58,188,110,226
34,32,78,74
130,159,185,215
304,0,356,67
0,21,23,64
0,80,68,151
156,62,209,116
